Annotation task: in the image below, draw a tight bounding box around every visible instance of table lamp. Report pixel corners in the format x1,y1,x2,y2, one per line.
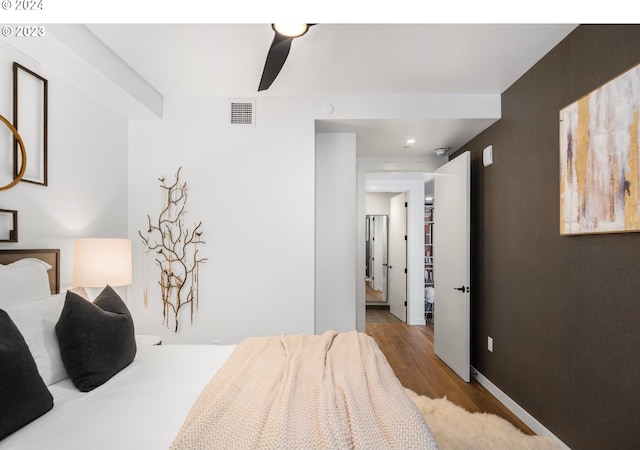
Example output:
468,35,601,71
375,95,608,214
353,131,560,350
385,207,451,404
72,238,132,297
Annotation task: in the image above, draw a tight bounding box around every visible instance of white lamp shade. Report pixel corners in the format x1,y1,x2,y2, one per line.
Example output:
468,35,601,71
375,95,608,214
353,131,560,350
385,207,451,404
73,238,132,288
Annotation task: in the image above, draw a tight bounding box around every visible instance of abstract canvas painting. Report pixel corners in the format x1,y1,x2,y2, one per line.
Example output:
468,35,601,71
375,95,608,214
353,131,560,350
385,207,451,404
560,62,640,235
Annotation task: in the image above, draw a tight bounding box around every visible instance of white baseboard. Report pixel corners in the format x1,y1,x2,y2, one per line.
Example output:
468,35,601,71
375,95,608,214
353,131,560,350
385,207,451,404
471,366,571,450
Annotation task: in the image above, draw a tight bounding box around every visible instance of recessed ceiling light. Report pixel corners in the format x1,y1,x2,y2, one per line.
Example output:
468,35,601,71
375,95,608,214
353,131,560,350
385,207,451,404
402,145,411,150
406,138,416,144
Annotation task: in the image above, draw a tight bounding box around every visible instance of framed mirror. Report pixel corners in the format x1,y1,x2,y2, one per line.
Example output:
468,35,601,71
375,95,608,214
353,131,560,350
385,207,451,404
365,215,389,302
13,62,48,186
0,209,18,242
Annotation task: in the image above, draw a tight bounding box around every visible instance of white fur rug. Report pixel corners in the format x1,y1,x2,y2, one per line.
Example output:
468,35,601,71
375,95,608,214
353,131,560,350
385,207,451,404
406,389,560,450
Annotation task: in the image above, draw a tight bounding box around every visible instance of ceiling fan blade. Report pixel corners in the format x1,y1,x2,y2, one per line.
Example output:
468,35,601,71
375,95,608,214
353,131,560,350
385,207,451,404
258,32,294,91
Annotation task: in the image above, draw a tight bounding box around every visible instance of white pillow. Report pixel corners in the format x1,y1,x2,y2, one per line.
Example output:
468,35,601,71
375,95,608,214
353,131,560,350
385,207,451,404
0,258,53,308
5,293,68,385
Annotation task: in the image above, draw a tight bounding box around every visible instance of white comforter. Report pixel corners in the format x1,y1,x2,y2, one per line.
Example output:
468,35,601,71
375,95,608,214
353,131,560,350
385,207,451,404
0,345,236,450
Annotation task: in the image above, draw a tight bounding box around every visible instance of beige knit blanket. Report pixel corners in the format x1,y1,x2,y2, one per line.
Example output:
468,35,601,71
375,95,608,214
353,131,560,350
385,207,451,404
171,331,438,450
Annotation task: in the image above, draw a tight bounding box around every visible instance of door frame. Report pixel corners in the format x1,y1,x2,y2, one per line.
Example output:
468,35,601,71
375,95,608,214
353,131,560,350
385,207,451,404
359,170,436,330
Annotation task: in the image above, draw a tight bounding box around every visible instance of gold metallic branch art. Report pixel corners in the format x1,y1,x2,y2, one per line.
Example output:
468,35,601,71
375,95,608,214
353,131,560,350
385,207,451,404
139,167,206,332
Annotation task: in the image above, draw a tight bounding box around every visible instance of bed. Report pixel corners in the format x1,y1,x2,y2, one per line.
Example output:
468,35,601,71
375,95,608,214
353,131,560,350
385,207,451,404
0,249,438,449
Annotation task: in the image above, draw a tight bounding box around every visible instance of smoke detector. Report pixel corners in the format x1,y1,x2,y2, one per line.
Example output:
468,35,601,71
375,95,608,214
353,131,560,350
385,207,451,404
434,147,450,157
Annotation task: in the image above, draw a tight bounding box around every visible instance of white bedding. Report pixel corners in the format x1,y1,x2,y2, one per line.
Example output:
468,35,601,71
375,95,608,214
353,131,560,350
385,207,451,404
0,344,236,450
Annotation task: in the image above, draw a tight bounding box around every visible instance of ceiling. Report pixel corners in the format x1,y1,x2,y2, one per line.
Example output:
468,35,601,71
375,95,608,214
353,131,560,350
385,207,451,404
86,23,577,157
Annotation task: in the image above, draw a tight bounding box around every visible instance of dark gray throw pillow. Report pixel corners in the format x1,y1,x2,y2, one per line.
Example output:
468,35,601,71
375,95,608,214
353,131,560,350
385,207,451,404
0,309,54,440
55,286,137,392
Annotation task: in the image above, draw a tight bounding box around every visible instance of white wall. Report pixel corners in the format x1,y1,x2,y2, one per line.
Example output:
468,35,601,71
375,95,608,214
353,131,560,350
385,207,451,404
129,96,467,341
127,96,317,344
366,192,395,216
315,132,356,333
0,42,129,288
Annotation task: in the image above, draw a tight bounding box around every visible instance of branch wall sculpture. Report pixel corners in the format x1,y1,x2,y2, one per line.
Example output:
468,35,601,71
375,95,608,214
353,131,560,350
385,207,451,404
139,167,206,332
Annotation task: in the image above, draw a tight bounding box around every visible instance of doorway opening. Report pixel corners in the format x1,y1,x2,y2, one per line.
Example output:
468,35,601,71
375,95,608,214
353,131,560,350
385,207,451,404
364,191,409,323
365,213,396,323
359,170,441,331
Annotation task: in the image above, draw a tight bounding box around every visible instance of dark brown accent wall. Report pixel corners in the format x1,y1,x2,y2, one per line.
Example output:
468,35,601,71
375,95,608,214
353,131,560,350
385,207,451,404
453,25,640,449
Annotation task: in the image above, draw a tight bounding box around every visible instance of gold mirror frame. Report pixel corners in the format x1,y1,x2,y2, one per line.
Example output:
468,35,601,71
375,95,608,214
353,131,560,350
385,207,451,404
0,113,27,191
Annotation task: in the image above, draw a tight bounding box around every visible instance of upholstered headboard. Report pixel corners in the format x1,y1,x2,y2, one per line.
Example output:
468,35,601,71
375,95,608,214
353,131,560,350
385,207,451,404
0,249,60,294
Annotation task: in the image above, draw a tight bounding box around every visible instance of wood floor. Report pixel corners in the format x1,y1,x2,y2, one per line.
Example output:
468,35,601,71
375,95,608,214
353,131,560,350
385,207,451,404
365,311,534,435
365,306,402,323
365,283,384,304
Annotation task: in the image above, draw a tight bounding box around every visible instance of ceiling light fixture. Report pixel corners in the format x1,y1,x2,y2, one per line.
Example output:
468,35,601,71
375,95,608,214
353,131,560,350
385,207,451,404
406,138,416,144
272,23,309,38
434,147,450,157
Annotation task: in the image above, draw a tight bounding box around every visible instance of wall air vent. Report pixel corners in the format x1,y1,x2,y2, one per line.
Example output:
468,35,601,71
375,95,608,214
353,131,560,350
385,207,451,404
229,99,255,126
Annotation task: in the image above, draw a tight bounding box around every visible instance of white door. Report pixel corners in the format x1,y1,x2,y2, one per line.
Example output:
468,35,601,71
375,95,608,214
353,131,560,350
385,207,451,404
433,151,471,382
388,193,407,321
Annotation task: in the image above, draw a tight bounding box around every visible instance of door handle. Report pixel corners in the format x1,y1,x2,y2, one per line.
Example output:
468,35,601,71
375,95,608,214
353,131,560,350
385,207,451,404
453,286,469,292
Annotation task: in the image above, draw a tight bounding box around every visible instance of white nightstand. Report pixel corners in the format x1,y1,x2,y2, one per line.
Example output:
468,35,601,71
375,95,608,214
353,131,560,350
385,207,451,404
135,334,162,346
